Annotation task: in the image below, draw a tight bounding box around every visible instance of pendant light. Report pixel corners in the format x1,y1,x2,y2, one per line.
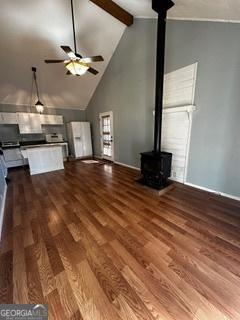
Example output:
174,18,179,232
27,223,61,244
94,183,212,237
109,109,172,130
32,67,44,113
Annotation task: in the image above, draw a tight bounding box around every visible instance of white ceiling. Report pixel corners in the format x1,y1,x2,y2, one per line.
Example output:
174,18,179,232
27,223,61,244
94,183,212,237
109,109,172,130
1,0,240,111
115,0,240,22
0,0,125,110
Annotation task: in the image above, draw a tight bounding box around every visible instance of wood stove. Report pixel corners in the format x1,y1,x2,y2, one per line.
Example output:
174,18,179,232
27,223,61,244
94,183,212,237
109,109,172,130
139,0,174,190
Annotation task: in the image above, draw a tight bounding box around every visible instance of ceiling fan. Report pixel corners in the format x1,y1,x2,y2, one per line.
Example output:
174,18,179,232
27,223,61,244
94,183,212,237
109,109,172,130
45,0,104,76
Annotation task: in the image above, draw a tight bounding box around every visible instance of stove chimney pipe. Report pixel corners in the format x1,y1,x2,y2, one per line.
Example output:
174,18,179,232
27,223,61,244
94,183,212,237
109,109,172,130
152,0,174,153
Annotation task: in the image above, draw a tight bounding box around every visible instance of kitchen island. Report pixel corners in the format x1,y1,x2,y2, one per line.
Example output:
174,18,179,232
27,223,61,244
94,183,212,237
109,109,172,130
21,142,68,162
23,145,64,175
1,137,68,175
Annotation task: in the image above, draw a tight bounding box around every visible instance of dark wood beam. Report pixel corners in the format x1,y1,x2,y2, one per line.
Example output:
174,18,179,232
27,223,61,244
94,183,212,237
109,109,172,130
90,0,134,26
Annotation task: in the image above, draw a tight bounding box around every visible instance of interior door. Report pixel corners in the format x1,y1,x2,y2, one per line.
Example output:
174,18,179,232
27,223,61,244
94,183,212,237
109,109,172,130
99,112,114,161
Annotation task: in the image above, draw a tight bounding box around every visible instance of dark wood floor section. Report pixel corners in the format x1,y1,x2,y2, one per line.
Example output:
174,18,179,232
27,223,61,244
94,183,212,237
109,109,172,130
1,162,240,319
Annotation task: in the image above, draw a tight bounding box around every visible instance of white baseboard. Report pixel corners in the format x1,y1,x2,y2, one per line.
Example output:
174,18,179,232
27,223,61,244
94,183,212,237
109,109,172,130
108,159,240,203
114,161,140,171
185,182,240,202
0,184,7,241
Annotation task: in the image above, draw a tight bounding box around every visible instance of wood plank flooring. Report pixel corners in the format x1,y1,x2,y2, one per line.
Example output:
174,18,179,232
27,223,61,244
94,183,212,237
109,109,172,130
1,161,240,319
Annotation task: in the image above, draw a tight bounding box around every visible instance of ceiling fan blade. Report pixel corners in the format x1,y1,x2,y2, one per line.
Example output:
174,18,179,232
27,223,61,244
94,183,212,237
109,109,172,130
80,56,104,63
45,59,65,63
87,67,99,75
60,45,76,59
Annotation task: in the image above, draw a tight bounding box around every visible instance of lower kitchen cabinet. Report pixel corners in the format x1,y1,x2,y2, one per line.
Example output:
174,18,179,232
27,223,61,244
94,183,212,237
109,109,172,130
2,148,24,168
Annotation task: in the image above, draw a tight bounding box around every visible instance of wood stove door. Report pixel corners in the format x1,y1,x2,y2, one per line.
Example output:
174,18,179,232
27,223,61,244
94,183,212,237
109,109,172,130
99,111,114,161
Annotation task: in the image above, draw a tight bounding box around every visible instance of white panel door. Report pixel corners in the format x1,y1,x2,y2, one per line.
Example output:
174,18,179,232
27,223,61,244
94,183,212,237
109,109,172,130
161,108,194,183
99,112,114,161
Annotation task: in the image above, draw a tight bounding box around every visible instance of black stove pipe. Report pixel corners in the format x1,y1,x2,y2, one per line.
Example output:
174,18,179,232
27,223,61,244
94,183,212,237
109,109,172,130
152,0,174,154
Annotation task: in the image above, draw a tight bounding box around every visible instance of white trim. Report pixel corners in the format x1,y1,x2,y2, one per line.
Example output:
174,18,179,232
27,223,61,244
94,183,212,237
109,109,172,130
185,182,240,202
114,161,140,171
0,102,86,111
167,17,240,24
99,111,114,162
183,108,195,183
192,63,198,104
135,16,157,19
163,105,196,114
135,17,240,25
161,104,196,183
0,185,7,241
113,161,240,202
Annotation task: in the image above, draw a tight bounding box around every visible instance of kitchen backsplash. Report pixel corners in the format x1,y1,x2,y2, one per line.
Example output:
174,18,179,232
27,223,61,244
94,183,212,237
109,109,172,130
0,104,86,142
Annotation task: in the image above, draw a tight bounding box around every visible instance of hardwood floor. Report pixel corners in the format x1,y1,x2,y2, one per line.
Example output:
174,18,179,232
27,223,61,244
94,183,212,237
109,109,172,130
1,161,240,319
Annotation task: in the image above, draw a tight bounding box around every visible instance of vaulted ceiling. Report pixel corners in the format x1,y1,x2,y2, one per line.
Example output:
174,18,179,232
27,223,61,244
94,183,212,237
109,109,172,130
1,0,239,110
115,0,240,22
0,0,126,110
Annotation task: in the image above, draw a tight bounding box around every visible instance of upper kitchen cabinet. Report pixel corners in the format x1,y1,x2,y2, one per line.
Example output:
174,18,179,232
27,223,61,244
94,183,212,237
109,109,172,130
40,114,63,125
0,112,18,124
17,113,42,134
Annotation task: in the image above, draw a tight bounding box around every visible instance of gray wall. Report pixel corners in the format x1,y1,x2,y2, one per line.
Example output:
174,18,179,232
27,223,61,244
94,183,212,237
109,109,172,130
87,19,240,198
87,19,156,167
0,104,86,141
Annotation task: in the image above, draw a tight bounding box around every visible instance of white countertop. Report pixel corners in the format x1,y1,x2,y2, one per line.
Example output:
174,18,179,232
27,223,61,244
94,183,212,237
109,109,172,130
20,142,68,150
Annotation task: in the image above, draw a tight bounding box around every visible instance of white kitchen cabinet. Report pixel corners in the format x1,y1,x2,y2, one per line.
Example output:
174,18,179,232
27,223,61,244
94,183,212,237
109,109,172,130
17,113,42,134
40,114,63,125
3,148,24,168
0,112,18,124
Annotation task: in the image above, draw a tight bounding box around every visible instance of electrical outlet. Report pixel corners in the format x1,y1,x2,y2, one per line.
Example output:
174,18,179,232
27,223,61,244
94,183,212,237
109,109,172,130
172,171,177,178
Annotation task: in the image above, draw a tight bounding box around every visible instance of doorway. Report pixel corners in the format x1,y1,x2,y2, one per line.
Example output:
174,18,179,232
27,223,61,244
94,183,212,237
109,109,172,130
99,111,114,161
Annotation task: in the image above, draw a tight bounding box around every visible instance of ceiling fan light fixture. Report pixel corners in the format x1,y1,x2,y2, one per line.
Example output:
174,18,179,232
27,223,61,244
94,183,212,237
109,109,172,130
35,100,44,114
66,60,89,76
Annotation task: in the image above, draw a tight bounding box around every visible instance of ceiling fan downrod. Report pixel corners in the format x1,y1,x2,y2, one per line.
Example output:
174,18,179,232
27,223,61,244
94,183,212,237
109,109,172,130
71,0,77,54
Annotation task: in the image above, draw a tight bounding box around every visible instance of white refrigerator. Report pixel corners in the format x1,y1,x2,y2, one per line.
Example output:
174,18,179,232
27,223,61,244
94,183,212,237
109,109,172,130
67,122,93,158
